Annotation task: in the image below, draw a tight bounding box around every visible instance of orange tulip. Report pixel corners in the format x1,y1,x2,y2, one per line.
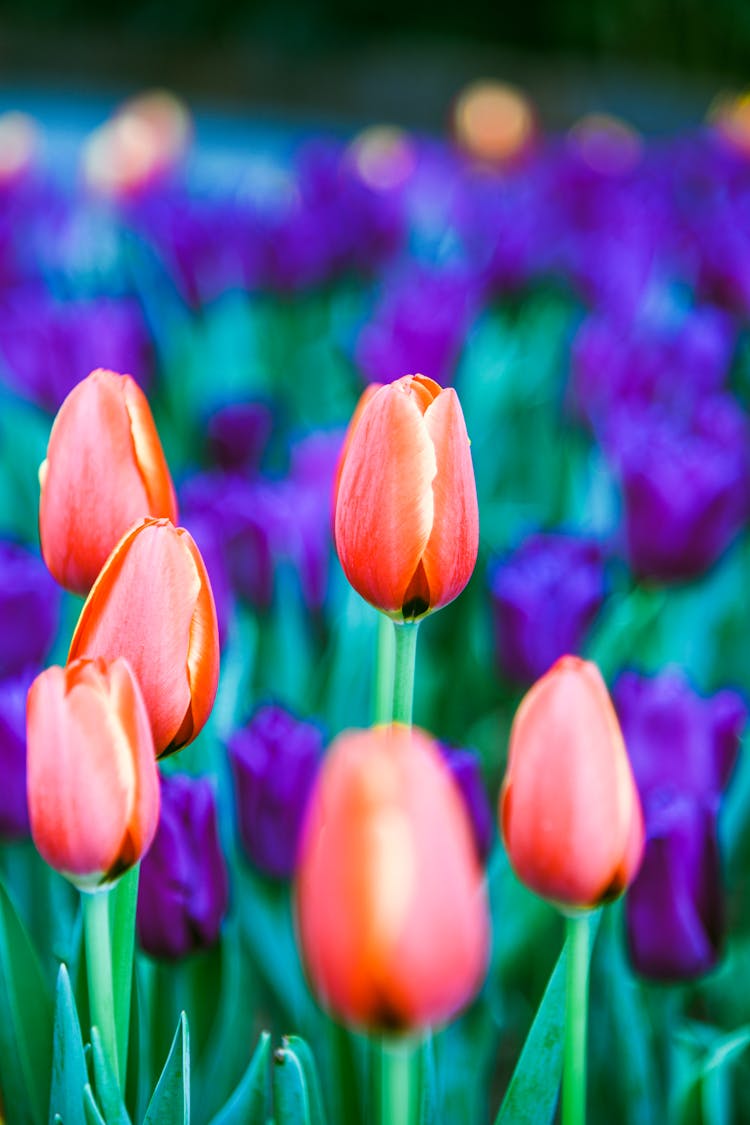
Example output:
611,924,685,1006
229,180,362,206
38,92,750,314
295,725,489,1031
500,655,645,910
334,374,479,620
39,368,178,595
68,518,220,757
27,657,160,890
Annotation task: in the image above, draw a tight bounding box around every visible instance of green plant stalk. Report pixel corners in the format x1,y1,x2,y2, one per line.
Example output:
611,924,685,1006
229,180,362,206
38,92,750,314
391,621,419,727
380,1038,420,1125
563,912,593,1125
110,863,140,1086
83,888,120,1087
374,612,396,724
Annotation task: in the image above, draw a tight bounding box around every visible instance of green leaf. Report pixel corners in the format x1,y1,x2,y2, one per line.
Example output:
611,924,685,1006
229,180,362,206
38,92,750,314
272,1043,311,1125
83,1086,107,1125
143,1012,190,1125
49,964,88,1125
280,1037,327,1124
0,874,54,1125
90,1027,132,1125
109,865,140,1088
494,912,601,1125
206,1031,271,1125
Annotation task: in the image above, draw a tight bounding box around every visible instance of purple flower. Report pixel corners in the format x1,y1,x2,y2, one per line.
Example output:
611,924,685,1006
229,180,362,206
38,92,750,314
615,669,746,980
0,674,32,838
0,541,60,679
438,743,494,863
228,704,323,879
137,774,229,961
605,395,750,583
205,401,272,474
355,262,481,387
489,533,605,684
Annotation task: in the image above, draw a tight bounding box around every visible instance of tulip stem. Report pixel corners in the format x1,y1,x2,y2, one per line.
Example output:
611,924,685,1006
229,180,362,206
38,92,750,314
379,1038,420,1125
83,888,120,1087
563,912,592,1125
375,613,396,723
392,621,419,727
110,863,140,1087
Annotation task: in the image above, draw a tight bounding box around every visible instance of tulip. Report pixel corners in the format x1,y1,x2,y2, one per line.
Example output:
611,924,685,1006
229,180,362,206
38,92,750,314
0,674,33,838
39,368,177,595
438,742,494,864
500,655,644,910
68,518,220,756
295,725,489,1031
137,774,229,960
26,657,159,890
0,539,60,679
334,374,479,620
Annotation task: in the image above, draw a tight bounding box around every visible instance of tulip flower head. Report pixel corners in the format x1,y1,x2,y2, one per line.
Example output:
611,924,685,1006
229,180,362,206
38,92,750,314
334,374,479,620
500,655,644,911
296,725,489,1032
68,518,220,757
39,368,178,595
26,657,160,890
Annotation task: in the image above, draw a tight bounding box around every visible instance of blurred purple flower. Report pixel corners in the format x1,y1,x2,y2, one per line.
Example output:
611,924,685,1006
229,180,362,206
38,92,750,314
438,742,494,863
137,773,229,960
489,533,605,684
0,285,152,411
205,401,272,474
356,262,480,386
605,395,750,583
228,703,323,879
0,674,32,838
0,541,60,679
615,669,746,980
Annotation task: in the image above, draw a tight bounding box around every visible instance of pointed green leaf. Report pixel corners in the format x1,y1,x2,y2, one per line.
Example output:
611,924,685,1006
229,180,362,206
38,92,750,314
281,1037,327,1124
83,1086,107,1125
49,964,88,1125
207,1031,271,1125
143,1012,190,1125
273,1043,311,1125
0,874,54,1125
90,1027,132,1125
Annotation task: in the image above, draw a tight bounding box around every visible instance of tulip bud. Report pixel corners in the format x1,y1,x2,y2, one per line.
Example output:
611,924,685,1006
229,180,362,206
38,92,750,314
137,774,229,960
228,704,323,879
39,368,178,595
334,374,479,620
295,725,489,1031
68,518,220,757
500,655,644,910
26,657,160,890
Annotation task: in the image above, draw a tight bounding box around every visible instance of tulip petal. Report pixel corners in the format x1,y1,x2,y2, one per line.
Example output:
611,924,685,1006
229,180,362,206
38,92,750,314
335,385,436,614
124,377,179,522
174,528,220,752
421,389,479,611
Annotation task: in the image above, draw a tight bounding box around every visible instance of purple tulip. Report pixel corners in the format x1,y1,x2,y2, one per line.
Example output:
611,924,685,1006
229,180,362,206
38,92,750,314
489,533,605,684
0,541,60,679
228,704,323,879
205,402,272,474
605,395,750,583
438,743,494,863
0,674,32,838
615,670,746,980
137,774,229,960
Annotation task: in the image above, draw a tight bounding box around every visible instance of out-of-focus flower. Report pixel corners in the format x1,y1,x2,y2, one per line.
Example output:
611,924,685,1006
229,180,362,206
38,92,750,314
137,773,229,960
708,90,750,159
0,541,60,679
489,533,605,684
27,657,159,890
615,670,746,980
205,402,272,474
453,80,537,166
500,656,644,910
356,263,480,388
39,368,177,595
567,113,643,178
68,518,220,757
296,725,489,1031
83,90,191,200
0,288,153,412
604,395,750,583
0,675,33,838
228,704,323,879
334,374,478,620
0,113,39,188
439,742,494,863
281,429,342,609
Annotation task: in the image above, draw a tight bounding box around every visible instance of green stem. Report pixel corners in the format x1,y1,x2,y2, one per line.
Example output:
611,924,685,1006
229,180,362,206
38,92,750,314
392,621,419,727
110,863,140,1087
374,613,396,724
563,912,592,1125
379,1038,420,1125
83,889,120,1087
